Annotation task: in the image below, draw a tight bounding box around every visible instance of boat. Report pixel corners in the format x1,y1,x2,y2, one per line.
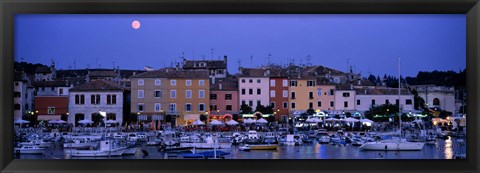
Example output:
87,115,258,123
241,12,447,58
318,136,330,144
250,144,278,150
179,136,232,149
122,147,139,155
14,145,45,154
262,132,278,144
63,138,98,148
64,140,126,157
239,144,251,151
18,139,51,148
245,131,261,144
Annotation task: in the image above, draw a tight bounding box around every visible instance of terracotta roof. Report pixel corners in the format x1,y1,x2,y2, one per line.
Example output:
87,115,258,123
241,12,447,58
131,68,209,79
69,79,124,92
183,60,226,69
238,68,268,77
355,88,411,95
35,67,51,74
14,71,27,81
210,77,238,91
31,80,69,87
120,70,146,79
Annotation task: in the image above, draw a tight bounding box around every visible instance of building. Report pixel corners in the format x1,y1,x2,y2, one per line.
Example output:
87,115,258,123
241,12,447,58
14,71,33,121
68,80,125,126
411,85,456,113
267,69,289,122
209,77,239,121
131,68,210,126
35,96,69,121
31,80,71,96
314,79,336,113
334,85,356,113
34,61,56,81
354,88,415,114
238,68,270,111
182,55,228,79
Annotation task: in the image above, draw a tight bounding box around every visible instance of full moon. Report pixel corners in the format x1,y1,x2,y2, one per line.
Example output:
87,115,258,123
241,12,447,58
132,20,141,30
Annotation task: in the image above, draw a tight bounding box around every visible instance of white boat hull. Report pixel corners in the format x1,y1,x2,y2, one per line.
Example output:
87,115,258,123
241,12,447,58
66,147,126,157
180,143,232,149
122,147,138,155
14,148,45,154
63,142,97,148
359,142,424,151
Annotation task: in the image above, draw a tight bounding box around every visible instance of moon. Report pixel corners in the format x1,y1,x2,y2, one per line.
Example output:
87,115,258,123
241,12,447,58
132,20,141,30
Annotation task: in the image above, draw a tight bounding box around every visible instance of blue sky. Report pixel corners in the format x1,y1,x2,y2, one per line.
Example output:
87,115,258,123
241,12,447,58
15,14,466,77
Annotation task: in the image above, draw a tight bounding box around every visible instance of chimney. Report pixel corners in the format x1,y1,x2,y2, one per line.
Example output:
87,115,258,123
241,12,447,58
224,55,227,62
219,83,223,90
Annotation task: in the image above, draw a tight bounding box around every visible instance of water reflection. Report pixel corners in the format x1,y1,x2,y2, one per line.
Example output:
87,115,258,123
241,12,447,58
444,136,453,159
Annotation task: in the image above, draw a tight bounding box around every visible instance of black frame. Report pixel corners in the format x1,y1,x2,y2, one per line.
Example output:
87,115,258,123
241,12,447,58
1,0,479,173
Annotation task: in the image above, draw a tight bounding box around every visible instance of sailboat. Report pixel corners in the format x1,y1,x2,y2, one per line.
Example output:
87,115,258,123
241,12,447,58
360,58,425,151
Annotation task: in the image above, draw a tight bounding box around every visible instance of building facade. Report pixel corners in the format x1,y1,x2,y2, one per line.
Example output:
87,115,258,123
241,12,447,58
269,76,289,121
354,88,415,113
35,96,69,121
412,85,456,113
68,80,125,126
182,56,228,79
209,78,239,121
238,68,270,111
14,72,32,121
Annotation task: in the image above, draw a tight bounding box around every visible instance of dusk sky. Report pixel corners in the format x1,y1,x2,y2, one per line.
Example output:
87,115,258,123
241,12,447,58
15,14,466,77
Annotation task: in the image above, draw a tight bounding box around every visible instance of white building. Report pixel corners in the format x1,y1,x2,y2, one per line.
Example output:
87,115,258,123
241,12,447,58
68,80,125,126
412,85,456,113
334,89,356,112
354,88,415,113
238,68,270,110
14,71,33,121
32,81,72,96
34,61,56,81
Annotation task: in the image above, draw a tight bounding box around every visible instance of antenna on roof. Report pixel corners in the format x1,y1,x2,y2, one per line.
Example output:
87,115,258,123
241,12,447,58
211,48,214,59
238,59,242,69
193,48,195,61
306,55,311,66
74,59,77,69
250,55,253,67
267,53,271,65
112,61,116,69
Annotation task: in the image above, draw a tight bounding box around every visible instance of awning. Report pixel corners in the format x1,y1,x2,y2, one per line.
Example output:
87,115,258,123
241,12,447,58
37,115,61,121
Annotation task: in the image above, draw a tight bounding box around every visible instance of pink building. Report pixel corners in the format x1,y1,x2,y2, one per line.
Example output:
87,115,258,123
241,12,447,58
209,78,239,121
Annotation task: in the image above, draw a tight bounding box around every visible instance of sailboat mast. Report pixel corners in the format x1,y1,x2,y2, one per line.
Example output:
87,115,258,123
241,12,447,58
398,57,402,137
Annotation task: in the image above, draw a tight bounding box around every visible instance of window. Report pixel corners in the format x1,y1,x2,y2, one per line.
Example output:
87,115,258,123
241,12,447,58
75,94,85,105
170,80,176,86
154,90,162,98
357,99,361,105
222,94,230,100
283,102,288,109
334,78,340,83
241,89,246,95
210,105,218,111
198,104,205,111
309,92,314,99
344,101,348,108
217,69,224,74
283,90,288,98
307,80,315,87
186,90,192,99
270,102,276,108
138,79,144,86
107,94,117,105
199,90,205,98
406,99,413,105
270,80,275,87
249,89,253,95
317,89,322,96
154,103,161,112
385,99,390,104
330,101,334,107
291,92,296,99
433,98,440,106
329,89,334,95
15,82,18,86
42,87,45,91
185,104,192,112
372,99,376,106
14,104,20,110
291,102,296,109
169,103,176,111
290,80,298,87
257,88,261,95
185,80,192,86
170,90,176,98
199,80,205,86
59,88,64,95
91,94,100,105
249,100,253,107
309,102,313,109
226,105,232,111
155,79,161,86
257,100,261,107
138,90,144,99
241,79,245,83
14,92,20,98
47,107,55,114
257,79,261,83
270,90,275,97
241,100,246,106
210,93,217,100
343,92,350,97
249,79,253,83
51,87,54,91
396,99,399,105
317,101,322,107
137,103,144,112
283,80,288,87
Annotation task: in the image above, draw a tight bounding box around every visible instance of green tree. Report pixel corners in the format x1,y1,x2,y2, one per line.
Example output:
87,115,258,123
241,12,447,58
306,108,315,116
240,104,253,114
255,112,263,120
199,114,208,122
255,105,274,114
345,112,352,118
267,115,276,123
232,114,239,121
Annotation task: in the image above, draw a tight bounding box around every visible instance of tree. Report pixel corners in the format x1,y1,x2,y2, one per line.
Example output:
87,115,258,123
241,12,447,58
255,112,263,120
240,104,253,114
306,108,315,116
199,114,208,122
345,112,352,118
365,104,400,122
267,115,276,123
438,111,451,119
232,114,239,121
129,113,138,123
255,105,274,114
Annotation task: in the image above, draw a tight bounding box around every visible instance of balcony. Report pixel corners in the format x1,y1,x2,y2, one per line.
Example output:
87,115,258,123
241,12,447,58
291,96,296,99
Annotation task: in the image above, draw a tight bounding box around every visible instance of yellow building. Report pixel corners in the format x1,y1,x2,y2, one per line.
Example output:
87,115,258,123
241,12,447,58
131,68,209,126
